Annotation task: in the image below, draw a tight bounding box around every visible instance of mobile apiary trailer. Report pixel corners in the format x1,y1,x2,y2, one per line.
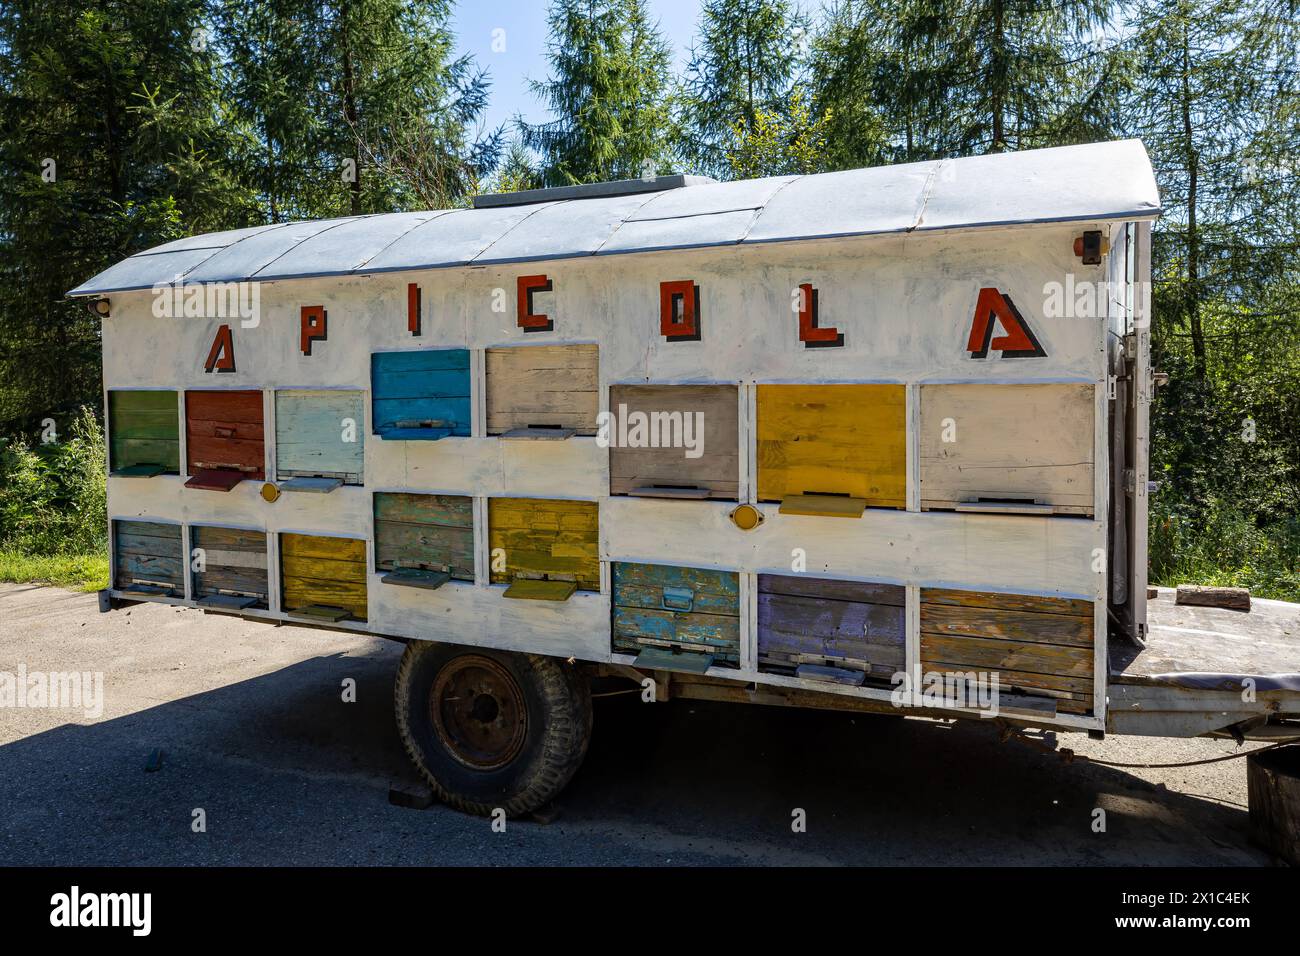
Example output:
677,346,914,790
72,140,1300,816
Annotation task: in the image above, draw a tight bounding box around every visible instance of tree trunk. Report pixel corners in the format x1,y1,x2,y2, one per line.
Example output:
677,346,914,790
1180,22,1206,379
341,12,361,216
990,0,1006,152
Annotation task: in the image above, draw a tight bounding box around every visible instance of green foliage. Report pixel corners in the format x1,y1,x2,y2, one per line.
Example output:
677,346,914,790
0,0,256,435
522,0,676,185
724,87,832,178
0,408,107,556
680,0,810,177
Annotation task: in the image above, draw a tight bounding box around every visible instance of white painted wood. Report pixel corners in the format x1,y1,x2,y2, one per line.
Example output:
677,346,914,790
905,383,919,512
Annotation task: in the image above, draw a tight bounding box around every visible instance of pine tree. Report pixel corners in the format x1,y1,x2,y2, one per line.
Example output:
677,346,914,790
216,0,499,218
680,0,809,178
0,0,253,433
522,0,674,186
1124,0,1300,538
812,0,1119,163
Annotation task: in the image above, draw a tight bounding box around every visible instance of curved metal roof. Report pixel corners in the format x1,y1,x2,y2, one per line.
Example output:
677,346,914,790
69,139,1160,296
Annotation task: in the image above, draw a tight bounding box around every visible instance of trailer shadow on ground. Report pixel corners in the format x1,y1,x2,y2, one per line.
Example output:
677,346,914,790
0,602,1273,865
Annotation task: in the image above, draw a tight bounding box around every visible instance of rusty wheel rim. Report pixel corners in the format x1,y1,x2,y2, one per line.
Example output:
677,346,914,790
430,655,528,771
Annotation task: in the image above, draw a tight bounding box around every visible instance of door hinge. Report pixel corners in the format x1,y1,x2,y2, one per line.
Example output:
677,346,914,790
1107,374,1118,400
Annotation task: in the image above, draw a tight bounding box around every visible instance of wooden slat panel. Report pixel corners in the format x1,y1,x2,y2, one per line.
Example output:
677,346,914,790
187,390,263,423
921,588,1093,617
113,520,183,593
919,633,1093,679
485,345,599,435
919,585,1097,715
920,603,1092,646
758,574,905,605
916,662,1095,698
919,383,1094,515
373,492,474,581
612,607,741,659
109,391,179,472
275,390,364,482
191,525,268,604
185,390,265,478
488,498,599,590
371,350,471,436
612,582,739,615
758,592,905,667
756,384,906,507
608,384,739,498
611,561,741,663
611,561,739,599
280,533,367,620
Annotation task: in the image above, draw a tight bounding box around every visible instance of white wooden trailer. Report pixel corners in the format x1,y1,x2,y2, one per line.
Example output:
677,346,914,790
73,140,1300,815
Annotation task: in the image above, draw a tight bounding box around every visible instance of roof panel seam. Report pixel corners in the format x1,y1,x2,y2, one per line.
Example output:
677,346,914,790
908,160,947,232
352,210,453,271
164,220,302,286
247,216,375,279
591,190,674,255
465,202,561,265
736,174,804,243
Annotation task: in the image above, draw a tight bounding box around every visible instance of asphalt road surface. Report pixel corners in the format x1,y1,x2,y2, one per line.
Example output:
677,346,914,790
0,583,1279,866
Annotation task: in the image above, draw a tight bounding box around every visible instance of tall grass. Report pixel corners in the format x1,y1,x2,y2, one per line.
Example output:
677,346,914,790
1149,496,1300,602
0,407,108,589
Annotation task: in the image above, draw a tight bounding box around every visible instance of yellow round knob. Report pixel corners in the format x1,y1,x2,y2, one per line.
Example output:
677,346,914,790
260,481,280,503
729,503,763,531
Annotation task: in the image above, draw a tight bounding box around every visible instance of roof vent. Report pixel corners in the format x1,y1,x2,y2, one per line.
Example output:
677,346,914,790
473,174,717,209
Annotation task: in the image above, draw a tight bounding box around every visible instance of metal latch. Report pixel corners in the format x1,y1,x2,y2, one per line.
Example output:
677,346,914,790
661,587,694,612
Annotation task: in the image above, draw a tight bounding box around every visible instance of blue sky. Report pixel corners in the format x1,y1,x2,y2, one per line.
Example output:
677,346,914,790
451,0,785,139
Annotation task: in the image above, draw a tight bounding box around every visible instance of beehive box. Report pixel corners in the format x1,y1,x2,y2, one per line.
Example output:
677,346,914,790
190,525,269,608
275,389,365,483
485,344,599,436
919,383,1095,515
108,390,179,476
757,575,905,680
370,348,471,439
186,389,265,478
612,562,740,666
608,384,738,499
488,498,599,591
280,532,367,621
113,519,183,596
920,588,1095,715
756,384,906,508
373,492,474,581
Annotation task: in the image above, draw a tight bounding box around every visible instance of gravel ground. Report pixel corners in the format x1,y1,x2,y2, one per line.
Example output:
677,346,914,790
0,583,1278,866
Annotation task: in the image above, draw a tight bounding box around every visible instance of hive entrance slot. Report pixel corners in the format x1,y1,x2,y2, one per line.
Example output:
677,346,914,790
288,604,351,622
503,578,577,601
112,463,167,478
198,593,258,610
955,496,1054,516
500,425,577,441
795,663,867,686
629,484,711,500
778,492,867,518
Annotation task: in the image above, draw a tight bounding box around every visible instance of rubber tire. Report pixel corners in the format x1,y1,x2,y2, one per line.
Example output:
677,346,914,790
394,643,592,817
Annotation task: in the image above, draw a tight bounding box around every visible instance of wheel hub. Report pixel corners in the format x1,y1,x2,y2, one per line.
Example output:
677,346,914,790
430,655,527,770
